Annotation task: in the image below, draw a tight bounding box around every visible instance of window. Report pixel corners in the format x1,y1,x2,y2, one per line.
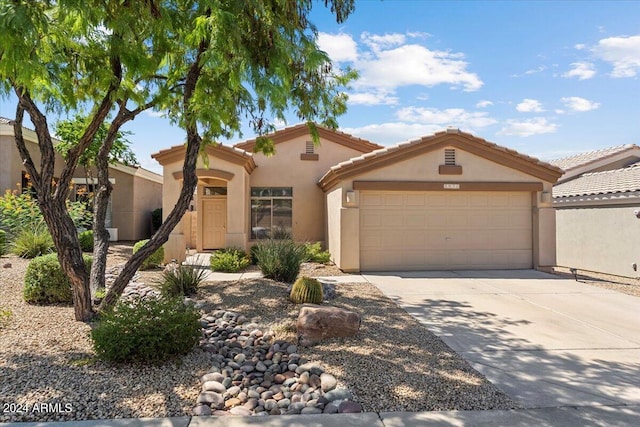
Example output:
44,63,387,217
250,187,292,239
444,149,456,165
203,186,227,196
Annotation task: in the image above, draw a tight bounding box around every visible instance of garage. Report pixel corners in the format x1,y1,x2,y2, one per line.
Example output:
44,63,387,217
359,190,532,270
319,129,563,273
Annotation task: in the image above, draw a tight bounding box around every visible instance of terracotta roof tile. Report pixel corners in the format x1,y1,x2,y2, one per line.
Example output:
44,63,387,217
553,161,640,198
550,144,638,171
0,117,11,124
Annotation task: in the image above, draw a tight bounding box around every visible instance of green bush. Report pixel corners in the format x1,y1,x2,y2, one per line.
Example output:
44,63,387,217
23,253,92,304
290,276,323,304
303,242,331,264
210,248,250,273
151,208,162,230
0,229,6,256
78,230,94,252
253,239,307,283
132,239,164,270
160,263,208,297
13,227,54,258
249,245,260,264
91,296,201,364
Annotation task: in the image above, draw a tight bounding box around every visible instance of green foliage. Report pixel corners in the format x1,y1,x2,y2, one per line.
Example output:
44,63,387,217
13,226,54,258
78,230,94,252
55,114,137,167
91,296,201,364
290,276,324,304
210,248,250,273
0,189,91,236
304,242,331,264
254,239,307,283
160,263,208,297
0,306,12,329
133,239,164,270
0,229,6,256
151,208,162,230
23,253,92,304
94,288,106,299
249,245,260,265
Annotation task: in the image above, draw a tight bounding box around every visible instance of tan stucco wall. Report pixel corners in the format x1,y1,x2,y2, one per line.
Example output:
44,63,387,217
325,146,556,272
249,136,368,245
132,174,163,240
160,156,249,262
556,204,640,278
0,133,67,194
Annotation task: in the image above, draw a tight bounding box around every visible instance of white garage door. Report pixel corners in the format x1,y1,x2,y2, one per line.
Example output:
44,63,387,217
360,191,533,271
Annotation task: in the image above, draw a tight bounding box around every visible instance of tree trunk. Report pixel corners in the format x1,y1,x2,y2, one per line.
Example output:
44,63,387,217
90,166,112,297
40,198,94,321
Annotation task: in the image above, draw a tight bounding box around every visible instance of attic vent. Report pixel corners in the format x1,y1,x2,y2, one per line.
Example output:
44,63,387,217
444,149,456,166
305,141,315,154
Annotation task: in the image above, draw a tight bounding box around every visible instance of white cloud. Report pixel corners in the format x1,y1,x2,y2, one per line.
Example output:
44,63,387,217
516,99,545,113
343,122,443,145
145,110,166,118
396,107,497,128
562,62,596,80
317,32,358,62
561,96,600,112
348,91,399,106
361,32,406,51
525,66,547,75
575,43,586,50
356,43,483,92
476,100,493,108
593,35,640,77
498,117,557,137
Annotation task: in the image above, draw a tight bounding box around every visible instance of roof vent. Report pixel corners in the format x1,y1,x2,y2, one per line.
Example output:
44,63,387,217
446,127,459,134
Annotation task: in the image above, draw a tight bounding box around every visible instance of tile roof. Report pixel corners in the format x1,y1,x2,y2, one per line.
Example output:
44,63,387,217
553,161,640,198
0,117,11,124
550,144,638,171
318,128,563,190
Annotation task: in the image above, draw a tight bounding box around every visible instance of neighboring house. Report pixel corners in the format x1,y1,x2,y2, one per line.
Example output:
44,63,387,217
551,144,640,278
0,117,163,241
153,125,562,272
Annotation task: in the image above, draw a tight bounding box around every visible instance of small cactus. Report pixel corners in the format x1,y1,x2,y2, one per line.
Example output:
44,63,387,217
290,276,323,304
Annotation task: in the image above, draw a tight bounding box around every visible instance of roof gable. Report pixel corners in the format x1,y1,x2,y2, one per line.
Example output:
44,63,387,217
318,129,563,191
151,143,256,173
234,123,382,154
551,144,640,183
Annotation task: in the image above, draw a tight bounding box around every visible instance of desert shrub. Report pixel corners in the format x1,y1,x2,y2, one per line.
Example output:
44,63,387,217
23,253,92,304
91,296,201,364
253,239,307,283
0,307,12,329
0,229,6,256
210,248,250,273
290,276,323,304
13,226,54,258
160,263,208,297
249,245,260,264
78,230,94,252
303,242,331,264
132,239,164,270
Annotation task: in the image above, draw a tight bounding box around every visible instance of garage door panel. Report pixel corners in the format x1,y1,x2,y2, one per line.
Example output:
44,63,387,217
360,191,533,271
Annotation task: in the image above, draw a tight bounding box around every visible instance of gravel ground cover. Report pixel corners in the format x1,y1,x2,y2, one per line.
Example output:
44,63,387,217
552,267,640,297
2,244,527,422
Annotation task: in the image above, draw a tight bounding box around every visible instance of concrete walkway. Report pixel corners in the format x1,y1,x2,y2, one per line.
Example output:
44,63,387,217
364,270,640,412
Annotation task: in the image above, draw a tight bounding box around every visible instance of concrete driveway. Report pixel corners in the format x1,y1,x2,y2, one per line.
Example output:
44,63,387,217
363,270,640,410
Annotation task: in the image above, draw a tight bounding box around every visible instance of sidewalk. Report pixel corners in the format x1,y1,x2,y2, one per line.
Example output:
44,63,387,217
3,405,640,427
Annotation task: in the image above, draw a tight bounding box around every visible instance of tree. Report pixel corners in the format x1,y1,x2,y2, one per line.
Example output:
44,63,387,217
0,0,356,321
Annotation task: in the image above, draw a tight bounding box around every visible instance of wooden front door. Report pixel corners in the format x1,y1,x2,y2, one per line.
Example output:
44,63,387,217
202,198,226,249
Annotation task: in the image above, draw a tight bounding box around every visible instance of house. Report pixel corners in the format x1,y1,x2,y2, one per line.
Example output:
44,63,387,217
0,117,163,241
153,125,562,272
551,144,640,278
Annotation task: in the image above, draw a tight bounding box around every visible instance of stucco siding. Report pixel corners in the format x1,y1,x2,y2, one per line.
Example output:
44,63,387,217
556,205,640,278
249,136,369,245
132,175,163,240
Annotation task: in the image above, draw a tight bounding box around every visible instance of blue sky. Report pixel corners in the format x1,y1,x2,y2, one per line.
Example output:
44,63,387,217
1,0,639,174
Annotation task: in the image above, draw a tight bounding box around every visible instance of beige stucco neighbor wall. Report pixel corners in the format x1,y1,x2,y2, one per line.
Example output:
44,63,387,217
325,146,557,272
248,136,369,246
556,203,640,278
131,174,163,240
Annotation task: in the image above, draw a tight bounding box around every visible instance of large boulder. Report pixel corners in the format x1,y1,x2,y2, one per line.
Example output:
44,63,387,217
297,304,360,346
